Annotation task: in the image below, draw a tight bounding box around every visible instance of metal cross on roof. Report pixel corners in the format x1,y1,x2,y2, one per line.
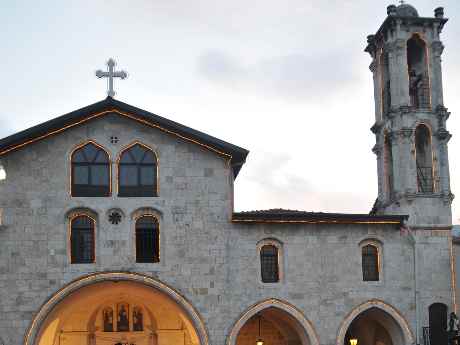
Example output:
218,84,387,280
95,58,128,98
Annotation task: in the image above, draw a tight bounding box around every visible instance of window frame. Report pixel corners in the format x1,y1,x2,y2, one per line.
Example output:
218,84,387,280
70,141,111,197
69,214,96,264
414,123,435,194
359,239,383,282
134,214,160,263
257,238,283,284
117,142,158,198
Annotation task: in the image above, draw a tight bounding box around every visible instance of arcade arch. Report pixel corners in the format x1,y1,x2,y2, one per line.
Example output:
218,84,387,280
337,300,414,345
227,299,319,345
26,272,208,345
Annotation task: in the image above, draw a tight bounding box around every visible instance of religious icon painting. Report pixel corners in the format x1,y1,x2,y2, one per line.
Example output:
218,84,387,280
103,307,114,332
117,303,130,332
133,306,143,331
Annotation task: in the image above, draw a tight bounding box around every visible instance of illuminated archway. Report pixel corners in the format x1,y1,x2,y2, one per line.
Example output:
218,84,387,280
25,272,209,345
336,300,414,345
227,299,320,345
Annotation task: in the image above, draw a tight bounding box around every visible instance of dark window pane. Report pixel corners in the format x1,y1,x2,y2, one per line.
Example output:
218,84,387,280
94,150,109,163
260,245,279,283
120,166,138,186
74,166,89,185
83,144,99,162
118,146,157,197
142,151,156,164
136,216,159,263
71,216,94,264
131,145,145,162
362,245,379,281
72,143,110,197
91,166,109,186
73,150,86,163
140,167,155,185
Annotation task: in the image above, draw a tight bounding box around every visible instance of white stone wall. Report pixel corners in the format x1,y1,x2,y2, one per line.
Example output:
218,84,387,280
0,114,454,345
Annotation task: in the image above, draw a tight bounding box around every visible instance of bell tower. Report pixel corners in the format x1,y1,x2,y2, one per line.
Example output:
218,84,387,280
366,3,453,226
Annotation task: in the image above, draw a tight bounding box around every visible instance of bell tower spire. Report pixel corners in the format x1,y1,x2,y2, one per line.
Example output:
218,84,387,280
366,4,453,226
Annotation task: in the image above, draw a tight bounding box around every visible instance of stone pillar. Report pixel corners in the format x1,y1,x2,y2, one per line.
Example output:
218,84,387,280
370,59,382,122
431,39,445,109
388,38,410,108
372,141,384,201
400,127,417,194
436,128,451,195
390,130,402,195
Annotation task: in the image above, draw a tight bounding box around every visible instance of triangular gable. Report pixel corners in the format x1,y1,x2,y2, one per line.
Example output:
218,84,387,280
0,97,249,177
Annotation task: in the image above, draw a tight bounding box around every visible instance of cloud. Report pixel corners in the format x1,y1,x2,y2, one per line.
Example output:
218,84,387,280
197,49,359,102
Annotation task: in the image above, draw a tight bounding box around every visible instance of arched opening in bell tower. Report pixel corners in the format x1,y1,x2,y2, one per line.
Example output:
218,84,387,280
407,34,430,109
415,124,434,193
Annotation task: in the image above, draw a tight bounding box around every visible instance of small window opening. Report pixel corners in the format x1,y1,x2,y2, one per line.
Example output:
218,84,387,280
407,34,430,109
415,125,434,193
362,244,379,281
70,215,95,264
260,245,279,283
135,216,160,263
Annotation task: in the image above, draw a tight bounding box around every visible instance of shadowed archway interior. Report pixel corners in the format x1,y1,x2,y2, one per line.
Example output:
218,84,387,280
35,281,201,345
236,307,310,345
344,307,405,345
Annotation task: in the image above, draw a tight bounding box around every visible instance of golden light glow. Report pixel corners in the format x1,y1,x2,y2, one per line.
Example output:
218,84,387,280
256,339,264,345
350,339,358,345
0,165,5,180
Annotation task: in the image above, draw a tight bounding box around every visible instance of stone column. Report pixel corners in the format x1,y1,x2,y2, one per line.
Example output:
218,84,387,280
431,39,445,109
372,141,384,201
390,130,402,196
436,128,451,196
370,59,382,122
400,127,417,194
388,38,410,108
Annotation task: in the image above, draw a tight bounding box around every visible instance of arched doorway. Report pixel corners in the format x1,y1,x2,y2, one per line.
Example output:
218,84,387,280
227,299,319,345
26,272,208,345
337,300,414,345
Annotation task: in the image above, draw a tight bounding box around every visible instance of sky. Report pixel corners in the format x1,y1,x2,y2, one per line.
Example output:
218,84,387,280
1,1,460,220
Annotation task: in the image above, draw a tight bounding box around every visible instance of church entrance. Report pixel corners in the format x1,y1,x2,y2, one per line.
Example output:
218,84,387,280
27,273,207,345
228,299,319,345
343,307,408,345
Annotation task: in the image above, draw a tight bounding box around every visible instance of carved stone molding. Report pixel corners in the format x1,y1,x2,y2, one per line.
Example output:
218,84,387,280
372,144,382,156
369,60,377,72
371,121,383,134
400,127,414,140
431,41,445,56
436,128,452,143
442,191,455,205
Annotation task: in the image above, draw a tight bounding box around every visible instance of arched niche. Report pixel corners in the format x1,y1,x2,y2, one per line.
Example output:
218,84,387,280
336,300,414,345
25,272,208,345
407,34,430,109
415,124,434,193
227,299,319,345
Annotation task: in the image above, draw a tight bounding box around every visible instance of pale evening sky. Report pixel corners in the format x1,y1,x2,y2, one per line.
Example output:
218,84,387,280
1,1,460,220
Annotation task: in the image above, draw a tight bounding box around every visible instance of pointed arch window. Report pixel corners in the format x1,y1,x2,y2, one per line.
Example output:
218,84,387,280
70,215,95,264
135,216,160,263
362,244,379,281
119,144,157,197
71,142,110,197
415,124,434,193
260,245,279,283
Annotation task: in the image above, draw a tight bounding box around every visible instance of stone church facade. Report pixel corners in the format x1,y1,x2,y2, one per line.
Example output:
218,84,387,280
0,4,455,345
